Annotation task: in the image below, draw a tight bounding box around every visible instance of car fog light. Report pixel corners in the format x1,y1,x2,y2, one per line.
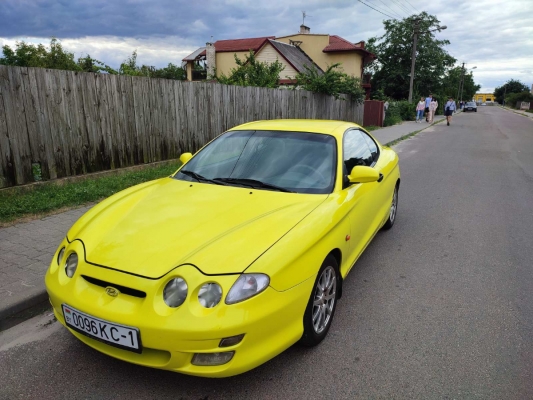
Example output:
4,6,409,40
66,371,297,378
219,334,244,348
191,351,235,366
198,283,222,308
163,278,188,308
57,247,65,265
65,253,78,278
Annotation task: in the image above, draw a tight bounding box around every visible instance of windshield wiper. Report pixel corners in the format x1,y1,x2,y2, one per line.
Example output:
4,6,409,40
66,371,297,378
213,178,294,193
180,170,223,185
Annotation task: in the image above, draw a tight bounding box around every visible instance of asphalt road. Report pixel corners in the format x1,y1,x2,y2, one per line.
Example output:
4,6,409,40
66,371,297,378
1,106,532,400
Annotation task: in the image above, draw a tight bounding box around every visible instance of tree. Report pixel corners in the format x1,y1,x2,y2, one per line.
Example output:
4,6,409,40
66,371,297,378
216,51,284,88
0,38,115,74
118,51,186,80
366,12,456,100
504,92,533,109
0,38,79,70
294,63,365,102
440,66,480,102
494,79,529,104
151,63,187,80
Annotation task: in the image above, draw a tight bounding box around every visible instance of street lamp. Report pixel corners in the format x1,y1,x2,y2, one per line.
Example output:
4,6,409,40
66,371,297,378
408,23,447,103
458,65,476,104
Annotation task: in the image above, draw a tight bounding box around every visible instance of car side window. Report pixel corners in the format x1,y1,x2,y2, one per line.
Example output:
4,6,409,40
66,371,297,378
361,131,379,164
343,130,374,174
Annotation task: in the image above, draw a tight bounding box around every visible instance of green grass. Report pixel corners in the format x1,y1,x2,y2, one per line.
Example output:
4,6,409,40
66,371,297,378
363,125,380,132
0,161,182,224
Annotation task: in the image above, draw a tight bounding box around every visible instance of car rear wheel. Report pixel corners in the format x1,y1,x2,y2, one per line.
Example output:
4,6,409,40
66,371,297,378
382,185,398,230
300,255,339,347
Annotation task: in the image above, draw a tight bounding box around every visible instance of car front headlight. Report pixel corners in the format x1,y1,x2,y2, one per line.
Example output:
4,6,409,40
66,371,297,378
198,283,222,308
225,274,269,305
65,253,78,278
163,277,188,307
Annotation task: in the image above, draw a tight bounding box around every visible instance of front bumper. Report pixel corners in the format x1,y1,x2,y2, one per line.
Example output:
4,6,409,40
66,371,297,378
45,241,314,377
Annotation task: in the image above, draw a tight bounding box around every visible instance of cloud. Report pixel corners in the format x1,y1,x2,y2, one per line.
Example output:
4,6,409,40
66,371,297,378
0,0,531,93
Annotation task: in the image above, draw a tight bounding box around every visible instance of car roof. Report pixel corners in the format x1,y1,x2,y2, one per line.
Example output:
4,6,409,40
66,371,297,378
229,119,361,139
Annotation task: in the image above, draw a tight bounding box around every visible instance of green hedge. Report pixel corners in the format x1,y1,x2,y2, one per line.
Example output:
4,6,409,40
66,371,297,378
505,92,533,109
384,100,415,126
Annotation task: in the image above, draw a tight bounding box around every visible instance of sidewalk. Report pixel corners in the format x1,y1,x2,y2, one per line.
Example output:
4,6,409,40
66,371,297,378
499,105,533,120
372,115,446,145
0,117,443,326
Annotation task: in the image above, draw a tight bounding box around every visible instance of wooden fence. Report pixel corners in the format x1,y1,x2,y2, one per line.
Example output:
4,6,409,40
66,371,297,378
0,65,364,188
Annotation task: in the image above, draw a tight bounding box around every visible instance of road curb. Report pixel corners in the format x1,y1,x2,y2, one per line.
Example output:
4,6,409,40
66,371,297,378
0,289,49,329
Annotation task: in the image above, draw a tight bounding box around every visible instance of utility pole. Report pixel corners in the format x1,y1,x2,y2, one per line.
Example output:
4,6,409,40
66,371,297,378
408,20,447,103
408,19,420,104
457,62,465,101
503,85,507,106
459,62,466,103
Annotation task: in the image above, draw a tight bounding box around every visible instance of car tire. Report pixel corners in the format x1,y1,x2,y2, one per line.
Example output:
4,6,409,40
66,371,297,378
382,184,399,230
300,254,340,347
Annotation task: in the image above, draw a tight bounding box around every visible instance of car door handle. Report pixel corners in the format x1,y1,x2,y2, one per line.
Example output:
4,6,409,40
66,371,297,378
377,173,384,183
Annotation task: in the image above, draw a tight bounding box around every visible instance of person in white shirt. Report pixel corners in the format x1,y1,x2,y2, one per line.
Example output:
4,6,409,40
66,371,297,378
428,97,439,123
444,97,457,126
415,97,425,123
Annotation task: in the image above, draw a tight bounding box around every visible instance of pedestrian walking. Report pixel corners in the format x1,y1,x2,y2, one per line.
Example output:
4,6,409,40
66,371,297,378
444,97,457,126
428,97,439,123
425,94,432,122
415,97,425,123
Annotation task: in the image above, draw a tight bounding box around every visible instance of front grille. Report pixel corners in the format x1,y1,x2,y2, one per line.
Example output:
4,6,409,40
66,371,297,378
82,275,147,298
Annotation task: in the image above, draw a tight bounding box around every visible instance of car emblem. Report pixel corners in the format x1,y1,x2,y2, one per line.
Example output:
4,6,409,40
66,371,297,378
105,287,119,297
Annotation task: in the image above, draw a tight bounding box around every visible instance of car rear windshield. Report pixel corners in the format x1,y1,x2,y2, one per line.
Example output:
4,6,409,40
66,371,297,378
174,130,337,194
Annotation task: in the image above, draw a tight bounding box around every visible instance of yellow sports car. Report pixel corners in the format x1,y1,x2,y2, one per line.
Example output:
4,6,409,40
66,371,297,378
45,119,400,377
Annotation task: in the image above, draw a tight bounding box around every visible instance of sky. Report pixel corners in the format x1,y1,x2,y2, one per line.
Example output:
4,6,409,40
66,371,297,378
0,0,532,94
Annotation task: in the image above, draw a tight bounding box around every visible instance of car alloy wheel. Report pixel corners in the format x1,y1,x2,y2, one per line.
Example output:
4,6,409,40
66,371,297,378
383,185,399,230
300,255,340,346
390,188,398,223
312,265,337,334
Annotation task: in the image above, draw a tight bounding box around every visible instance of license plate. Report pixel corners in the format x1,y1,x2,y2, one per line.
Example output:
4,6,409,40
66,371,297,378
62,304,142,353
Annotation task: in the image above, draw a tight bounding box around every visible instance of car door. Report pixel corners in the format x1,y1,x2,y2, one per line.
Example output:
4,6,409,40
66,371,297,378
341,129,383,271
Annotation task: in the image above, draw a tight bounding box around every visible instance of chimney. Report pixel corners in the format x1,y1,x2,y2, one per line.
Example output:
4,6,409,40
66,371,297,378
299,24,310,34
206,42,216,78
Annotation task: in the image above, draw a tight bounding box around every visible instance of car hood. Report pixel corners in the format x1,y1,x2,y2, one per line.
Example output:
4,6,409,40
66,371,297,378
69,178,327,278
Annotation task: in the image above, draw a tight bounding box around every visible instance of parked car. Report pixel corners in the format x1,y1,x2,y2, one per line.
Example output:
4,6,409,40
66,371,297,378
45,119,400,377
464,101,478,112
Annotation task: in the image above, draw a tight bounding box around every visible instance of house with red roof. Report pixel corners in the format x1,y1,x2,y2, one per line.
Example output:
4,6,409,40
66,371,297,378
182,24,375,96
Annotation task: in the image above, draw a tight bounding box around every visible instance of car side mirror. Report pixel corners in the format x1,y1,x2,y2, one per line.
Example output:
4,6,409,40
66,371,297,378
179,152,193,164
347,166,379,183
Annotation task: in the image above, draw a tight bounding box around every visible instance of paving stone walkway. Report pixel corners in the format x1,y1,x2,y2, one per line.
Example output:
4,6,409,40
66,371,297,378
0,206,92,320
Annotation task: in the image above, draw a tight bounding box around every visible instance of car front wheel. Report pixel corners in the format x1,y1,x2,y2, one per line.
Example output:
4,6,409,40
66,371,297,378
300,255,339,347
382,184,399,230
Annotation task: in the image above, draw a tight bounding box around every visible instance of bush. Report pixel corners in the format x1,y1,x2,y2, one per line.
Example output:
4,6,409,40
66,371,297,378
505,92,533,109
294,63,365,103
216,51,284,88
383,100,415,126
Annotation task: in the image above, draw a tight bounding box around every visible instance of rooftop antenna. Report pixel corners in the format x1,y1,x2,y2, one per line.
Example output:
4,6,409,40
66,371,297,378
302,11,311,25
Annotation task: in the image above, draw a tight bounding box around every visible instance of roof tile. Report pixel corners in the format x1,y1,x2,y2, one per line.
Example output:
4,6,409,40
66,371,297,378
214,36,275,53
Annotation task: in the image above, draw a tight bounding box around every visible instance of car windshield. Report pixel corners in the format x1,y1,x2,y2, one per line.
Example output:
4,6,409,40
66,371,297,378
174,130,337,194
467,102,476,106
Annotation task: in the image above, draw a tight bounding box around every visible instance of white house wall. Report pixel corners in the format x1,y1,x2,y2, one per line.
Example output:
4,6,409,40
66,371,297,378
256,43,299,79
